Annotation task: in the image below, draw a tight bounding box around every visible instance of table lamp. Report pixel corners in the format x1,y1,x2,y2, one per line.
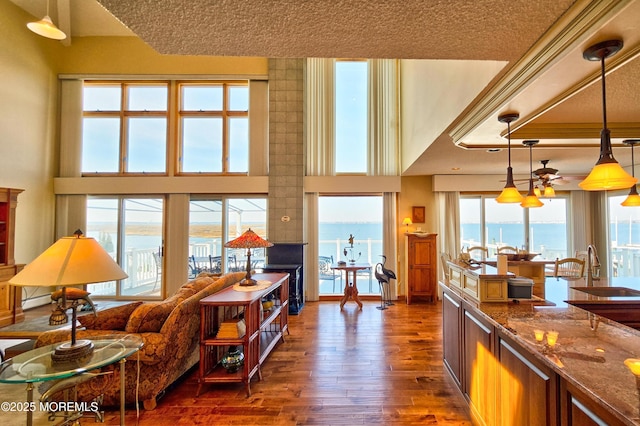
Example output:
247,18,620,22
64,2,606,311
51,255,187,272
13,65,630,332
402,217,412,232
9,230,127,363
224,228,273,286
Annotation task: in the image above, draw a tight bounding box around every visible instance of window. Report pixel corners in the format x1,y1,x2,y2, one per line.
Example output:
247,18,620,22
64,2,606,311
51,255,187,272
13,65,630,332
608,195,640,278
460,195,568,259
82,83,168,174
335,61,368,173
180,83,249,174
188,197,267,279
86,196,164,297
318,195,382,295
81,81,250,176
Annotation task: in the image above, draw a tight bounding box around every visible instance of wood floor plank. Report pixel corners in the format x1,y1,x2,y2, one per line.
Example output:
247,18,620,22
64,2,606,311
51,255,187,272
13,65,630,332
0,299,471,425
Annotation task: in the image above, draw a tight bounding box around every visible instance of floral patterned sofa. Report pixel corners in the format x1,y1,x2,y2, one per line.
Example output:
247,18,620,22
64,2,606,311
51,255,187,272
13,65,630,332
36,271,247,410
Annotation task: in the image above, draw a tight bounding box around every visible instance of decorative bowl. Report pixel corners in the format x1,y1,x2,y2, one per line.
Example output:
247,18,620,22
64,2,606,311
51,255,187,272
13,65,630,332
505,253,539,261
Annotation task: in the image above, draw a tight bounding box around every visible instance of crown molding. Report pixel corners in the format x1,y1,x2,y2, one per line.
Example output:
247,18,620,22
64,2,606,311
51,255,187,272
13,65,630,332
448,0,631,144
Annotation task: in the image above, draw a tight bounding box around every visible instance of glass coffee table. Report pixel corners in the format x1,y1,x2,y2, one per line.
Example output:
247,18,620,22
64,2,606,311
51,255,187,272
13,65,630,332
0,334,143,426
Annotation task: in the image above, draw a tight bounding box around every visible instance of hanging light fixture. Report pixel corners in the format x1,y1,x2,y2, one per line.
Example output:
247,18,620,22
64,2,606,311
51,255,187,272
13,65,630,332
27,0,67,40
543,183,556,198
521,140,544,208
496,113,523,203
579,40,636,191
621,139,640,206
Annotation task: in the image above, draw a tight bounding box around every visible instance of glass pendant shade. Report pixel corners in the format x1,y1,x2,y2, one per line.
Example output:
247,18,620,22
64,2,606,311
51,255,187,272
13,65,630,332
579,40,636,191
534,186,541,197
621,186,640,206
621,139,640,206
496,113,523,203
543,184,556,198
521,140,543,208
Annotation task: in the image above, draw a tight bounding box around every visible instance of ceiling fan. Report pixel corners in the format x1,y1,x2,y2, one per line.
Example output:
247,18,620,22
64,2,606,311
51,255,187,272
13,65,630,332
530,160,585,186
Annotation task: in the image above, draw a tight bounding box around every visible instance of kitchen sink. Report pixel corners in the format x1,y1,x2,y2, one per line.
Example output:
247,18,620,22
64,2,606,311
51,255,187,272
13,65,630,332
570,287,640,297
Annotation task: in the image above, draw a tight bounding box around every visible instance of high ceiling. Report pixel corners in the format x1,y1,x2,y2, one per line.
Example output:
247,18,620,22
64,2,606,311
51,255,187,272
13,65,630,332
10,0,640,182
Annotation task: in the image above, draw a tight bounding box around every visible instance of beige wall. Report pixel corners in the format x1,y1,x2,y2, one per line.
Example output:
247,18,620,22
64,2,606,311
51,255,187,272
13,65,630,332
0,1,59,264
396,175,435,295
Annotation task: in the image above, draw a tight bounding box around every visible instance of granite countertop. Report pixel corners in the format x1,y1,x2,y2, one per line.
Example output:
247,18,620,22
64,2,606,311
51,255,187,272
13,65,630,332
443,276,640,425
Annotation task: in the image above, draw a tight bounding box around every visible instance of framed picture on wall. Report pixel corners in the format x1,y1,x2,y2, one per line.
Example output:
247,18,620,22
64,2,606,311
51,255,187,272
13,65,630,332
412,206,425,224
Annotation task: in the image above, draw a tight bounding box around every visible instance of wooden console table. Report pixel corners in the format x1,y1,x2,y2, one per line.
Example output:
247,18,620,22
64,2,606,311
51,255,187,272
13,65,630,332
331,263,370,310
197,273,289,397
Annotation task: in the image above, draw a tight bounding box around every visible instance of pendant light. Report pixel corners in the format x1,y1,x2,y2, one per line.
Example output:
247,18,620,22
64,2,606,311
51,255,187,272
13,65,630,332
496,113,523,203
579,40,636,191
27,0,67,40
521,140,544,208
621,139,640,206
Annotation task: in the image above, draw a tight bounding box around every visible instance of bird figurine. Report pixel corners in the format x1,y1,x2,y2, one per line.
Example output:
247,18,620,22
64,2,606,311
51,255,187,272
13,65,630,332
379,255,396,306
374,263,389,310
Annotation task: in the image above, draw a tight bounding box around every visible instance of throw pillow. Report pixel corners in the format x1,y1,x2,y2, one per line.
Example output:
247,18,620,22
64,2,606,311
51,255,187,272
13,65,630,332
77,301,142,331
124,300,177,333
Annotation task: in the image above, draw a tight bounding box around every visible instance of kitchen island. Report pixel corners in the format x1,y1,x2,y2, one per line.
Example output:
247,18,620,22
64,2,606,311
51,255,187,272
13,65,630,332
441,272,640,425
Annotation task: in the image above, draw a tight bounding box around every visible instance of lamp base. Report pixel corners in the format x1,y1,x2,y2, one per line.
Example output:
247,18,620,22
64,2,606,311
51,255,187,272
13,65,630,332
51,339,94,364
239,278,258,286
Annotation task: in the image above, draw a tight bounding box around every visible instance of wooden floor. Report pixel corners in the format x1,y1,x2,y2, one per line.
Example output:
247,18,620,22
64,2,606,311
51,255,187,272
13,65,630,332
111,299,471,425
5,299,472,425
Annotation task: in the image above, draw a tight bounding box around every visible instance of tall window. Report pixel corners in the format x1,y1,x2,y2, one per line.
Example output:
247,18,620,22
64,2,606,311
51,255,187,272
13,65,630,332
335,61,368,173
81,81,250,176
188,197,267,279
86,196,164,297
318,195,382,295
608,195,640,278
82,83,168,174
180,83,249,174
460,195,568,259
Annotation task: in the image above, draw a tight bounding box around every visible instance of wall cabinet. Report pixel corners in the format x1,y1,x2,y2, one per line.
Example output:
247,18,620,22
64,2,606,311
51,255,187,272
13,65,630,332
0,188,23,327
197,273,289,397
405,233,437,304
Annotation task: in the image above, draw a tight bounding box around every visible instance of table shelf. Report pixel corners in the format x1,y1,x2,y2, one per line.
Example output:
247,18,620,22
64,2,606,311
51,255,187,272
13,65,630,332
197,273,289,397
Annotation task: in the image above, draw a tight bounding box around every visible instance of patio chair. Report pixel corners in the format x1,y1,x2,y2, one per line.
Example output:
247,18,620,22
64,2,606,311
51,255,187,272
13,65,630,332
319,255,340,292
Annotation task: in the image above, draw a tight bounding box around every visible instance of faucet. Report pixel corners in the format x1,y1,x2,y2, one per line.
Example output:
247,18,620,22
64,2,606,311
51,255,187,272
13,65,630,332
586,244,601,287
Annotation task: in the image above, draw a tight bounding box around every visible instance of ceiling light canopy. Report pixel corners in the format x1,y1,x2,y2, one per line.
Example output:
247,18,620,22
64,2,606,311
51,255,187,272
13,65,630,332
496,113,523,204
621,139,640,207
579,40,636,191
27,0,66,40
521,140,544,208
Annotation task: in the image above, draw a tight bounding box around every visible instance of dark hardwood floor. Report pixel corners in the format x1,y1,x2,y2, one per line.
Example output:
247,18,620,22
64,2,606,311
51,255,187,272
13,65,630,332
106,299,471,425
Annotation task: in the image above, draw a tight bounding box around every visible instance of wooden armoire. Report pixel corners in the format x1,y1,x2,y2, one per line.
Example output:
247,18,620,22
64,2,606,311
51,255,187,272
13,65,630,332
405,233,437,304
0,188,24,326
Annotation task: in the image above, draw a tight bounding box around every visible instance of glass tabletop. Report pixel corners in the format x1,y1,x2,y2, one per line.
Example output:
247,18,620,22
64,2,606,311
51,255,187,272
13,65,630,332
0,334,143,384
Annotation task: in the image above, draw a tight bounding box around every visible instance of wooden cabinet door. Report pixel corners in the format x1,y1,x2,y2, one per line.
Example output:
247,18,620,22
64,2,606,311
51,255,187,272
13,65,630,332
498,334,558,426
442,289,462,388
561,379,626,426
406,234,436,303
463,304,496,425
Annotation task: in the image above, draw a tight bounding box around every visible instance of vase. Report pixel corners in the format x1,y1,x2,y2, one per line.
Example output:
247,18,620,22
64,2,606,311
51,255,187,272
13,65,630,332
221,346,244,373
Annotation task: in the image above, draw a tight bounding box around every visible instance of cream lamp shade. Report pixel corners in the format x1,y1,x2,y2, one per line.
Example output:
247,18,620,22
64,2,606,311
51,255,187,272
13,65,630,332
26,0,66,40
9,234,127,288
9,230,127,363
402,217,412,225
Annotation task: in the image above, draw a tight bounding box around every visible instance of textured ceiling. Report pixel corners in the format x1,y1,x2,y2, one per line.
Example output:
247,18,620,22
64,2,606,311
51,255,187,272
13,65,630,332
96,0,575,60
10,0,640,179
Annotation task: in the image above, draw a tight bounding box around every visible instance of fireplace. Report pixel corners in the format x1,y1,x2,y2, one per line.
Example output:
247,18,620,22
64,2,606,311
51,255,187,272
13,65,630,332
263,243,306,314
